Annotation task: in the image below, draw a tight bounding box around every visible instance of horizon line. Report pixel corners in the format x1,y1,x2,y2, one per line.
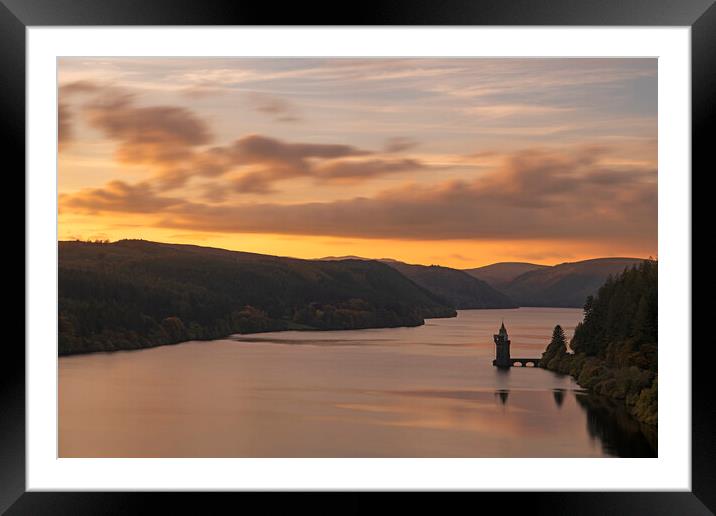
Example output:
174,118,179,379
57,237,657,270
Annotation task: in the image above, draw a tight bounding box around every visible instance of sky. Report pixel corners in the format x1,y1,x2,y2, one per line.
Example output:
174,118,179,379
58,58,657,268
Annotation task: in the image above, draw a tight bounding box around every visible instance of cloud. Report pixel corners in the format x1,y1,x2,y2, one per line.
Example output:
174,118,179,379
83,93,212,165
60,80,101,97
58,80,104,150
60,146,656,245
384,137,419,153
230,156,426,194
245,92,302,122
474,145,656,210
179,85,227,98
223,136,429,193
58,103,72,149
313,158,426,182
464,104,574,119
231,172,280,194
225,134,372,192
165,133,374,190
232,134,369,163
59,180,183,214
58,79,424,192
58,80,213,175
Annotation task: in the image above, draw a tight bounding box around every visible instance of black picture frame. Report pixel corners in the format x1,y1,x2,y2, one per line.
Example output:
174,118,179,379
3,0,711,513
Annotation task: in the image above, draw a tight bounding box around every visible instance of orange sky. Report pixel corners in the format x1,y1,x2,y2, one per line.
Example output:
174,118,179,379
58,58,657,268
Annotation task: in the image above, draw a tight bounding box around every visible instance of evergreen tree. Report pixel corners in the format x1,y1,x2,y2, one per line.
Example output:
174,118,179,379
571,259,657,362
541,324,567,366
551,324,566,349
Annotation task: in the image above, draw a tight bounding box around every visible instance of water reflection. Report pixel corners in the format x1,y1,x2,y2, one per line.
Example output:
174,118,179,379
552,389,565,408
575,393,657,457
495,389,510,405
59,308,655,458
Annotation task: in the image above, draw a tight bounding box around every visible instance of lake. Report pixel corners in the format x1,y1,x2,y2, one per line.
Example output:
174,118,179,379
59,307,656,457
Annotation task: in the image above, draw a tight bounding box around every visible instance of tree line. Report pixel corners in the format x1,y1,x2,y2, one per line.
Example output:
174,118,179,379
58,240,456,355
541,259,657,425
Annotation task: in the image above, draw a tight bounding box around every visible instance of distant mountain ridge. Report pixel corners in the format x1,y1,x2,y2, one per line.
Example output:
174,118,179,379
464,262,549,289
384,262,516,309
490,257,646,308
319,255,398,263
321,255,647,309
320,256,516,309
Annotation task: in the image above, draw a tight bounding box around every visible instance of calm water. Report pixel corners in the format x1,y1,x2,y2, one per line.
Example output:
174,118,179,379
59,307,656,457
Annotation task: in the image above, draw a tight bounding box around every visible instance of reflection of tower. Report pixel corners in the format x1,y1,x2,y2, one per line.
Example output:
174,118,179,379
553,389,565,408
495,389,510,405
492,321,511,368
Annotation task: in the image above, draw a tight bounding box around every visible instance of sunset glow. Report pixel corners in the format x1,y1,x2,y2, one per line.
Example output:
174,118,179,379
58,58,657,267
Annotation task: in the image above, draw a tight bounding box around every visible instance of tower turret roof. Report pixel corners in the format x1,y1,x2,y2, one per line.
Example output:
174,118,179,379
499,321,508,335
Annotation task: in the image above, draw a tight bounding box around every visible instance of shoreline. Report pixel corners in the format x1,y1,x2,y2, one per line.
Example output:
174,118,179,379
541,354,657,427
59,306,583,357
59,314,441,357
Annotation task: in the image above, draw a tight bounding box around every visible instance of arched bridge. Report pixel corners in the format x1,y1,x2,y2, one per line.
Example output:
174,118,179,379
492,357,541,368
509,358,540,367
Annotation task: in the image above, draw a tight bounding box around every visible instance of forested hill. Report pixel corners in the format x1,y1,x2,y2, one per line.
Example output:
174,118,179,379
385,262,516,309
540,259,658,425
463,262,548,289
497,257,645,308
58,240,456,355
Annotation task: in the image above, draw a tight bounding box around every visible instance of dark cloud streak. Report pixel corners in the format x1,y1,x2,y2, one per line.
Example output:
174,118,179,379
245,92,302,122
60,180,183,214
60,147,656,244
384,137,419,153
58,103,72,149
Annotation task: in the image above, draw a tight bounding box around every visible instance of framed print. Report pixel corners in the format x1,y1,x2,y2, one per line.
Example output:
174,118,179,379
4,0,712,513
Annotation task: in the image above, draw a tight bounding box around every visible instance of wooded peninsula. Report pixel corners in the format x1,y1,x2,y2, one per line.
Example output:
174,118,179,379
540,260,658,425
58,240,458,355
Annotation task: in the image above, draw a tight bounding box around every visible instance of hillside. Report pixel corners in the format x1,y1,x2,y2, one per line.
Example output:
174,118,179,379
58,240,456,355
318,255,392,262
464,262,548,289
319,256,517,309
540,259,657,425
385,262,517,309
498,257,645,308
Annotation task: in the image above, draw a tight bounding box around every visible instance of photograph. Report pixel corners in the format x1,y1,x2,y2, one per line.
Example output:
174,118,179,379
57,57,658,458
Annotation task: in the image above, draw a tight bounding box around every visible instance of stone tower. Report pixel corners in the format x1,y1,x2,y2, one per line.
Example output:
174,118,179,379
493,321,511,367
